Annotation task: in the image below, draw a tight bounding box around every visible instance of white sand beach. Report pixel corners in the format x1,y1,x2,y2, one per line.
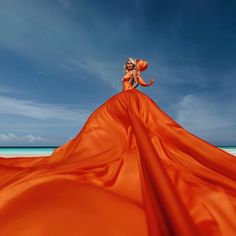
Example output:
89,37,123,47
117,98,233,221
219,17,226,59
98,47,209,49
1,150,236,158
0,153,50,158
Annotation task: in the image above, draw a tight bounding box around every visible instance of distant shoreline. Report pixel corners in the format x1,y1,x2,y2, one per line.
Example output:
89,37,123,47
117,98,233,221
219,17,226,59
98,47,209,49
1,153,235,158
0,150,236,158
0,146,59,148
0,146,235,148
0,153,50,157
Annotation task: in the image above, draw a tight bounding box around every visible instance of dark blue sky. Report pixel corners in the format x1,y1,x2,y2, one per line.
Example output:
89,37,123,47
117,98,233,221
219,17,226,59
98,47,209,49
0,0,235,146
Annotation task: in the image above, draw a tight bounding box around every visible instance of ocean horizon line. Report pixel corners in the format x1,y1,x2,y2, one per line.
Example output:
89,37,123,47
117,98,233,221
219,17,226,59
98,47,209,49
0,145,236,148
0,146,236,157
0,146,59,148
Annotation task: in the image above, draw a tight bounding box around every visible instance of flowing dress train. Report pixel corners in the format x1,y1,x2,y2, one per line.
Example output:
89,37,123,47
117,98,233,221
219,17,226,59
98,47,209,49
0,89,236,236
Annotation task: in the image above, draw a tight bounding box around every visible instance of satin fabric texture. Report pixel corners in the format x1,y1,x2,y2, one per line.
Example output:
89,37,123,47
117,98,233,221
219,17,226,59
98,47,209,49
135,60,154,87
0,89,236,236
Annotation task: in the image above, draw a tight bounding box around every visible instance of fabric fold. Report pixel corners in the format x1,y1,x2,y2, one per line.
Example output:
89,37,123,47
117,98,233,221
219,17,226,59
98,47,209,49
0,88,236,236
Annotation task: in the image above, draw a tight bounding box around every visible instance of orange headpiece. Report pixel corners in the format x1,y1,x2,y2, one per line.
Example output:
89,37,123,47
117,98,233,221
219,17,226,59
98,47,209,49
135,59,154,87
136,59,148,71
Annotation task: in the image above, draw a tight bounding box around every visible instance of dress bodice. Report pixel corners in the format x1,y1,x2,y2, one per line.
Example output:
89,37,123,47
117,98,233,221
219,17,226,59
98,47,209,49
122,70,134,81
122,70,135,91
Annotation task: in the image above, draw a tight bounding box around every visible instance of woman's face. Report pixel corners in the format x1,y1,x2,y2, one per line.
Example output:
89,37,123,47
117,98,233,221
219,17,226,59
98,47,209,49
126,60,133,71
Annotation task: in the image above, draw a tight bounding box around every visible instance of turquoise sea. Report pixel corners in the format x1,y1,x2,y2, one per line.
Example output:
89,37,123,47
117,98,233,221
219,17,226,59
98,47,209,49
0,147,57,156
0,146,235,157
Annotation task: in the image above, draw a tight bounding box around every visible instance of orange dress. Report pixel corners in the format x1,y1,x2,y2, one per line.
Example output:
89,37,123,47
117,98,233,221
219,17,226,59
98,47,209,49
122,60,155,91
122,70,134,91
0,74,236,235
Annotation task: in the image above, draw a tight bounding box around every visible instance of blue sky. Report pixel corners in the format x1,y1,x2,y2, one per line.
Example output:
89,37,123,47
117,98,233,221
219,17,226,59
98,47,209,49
0,0,235,146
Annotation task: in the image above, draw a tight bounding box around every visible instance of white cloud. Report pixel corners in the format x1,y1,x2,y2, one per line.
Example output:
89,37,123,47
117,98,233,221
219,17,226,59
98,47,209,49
0,1,131,90
0,1,88,67
175,94,234,129
0,95,91,122
155,60,210,88
60,57,122,90
0,84,19,95
0,133,49,143
170,93,236,144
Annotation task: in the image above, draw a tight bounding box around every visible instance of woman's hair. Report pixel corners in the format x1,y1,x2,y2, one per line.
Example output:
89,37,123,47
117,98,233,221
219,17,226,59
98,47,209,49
123,58,137,74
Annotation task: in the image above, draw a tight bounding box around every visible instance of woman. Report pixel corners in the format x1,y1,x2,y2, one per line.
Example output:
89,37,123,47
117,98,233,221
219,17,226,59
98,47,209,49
122,58,154,91
0,58,236,236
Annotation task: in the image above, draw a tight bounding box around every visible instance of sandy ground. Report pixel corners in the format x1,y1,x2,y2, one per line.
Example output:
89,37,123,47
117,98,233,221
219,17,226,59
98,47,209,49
1,151,236,158
0,153,51,158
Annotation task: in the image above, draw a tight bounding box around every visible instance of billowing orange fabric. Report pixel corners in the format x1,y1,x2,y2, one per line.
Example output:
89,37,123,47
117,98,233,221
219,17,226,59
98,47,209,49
136,59,155,86
0,89,236,236
136,59,148,71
